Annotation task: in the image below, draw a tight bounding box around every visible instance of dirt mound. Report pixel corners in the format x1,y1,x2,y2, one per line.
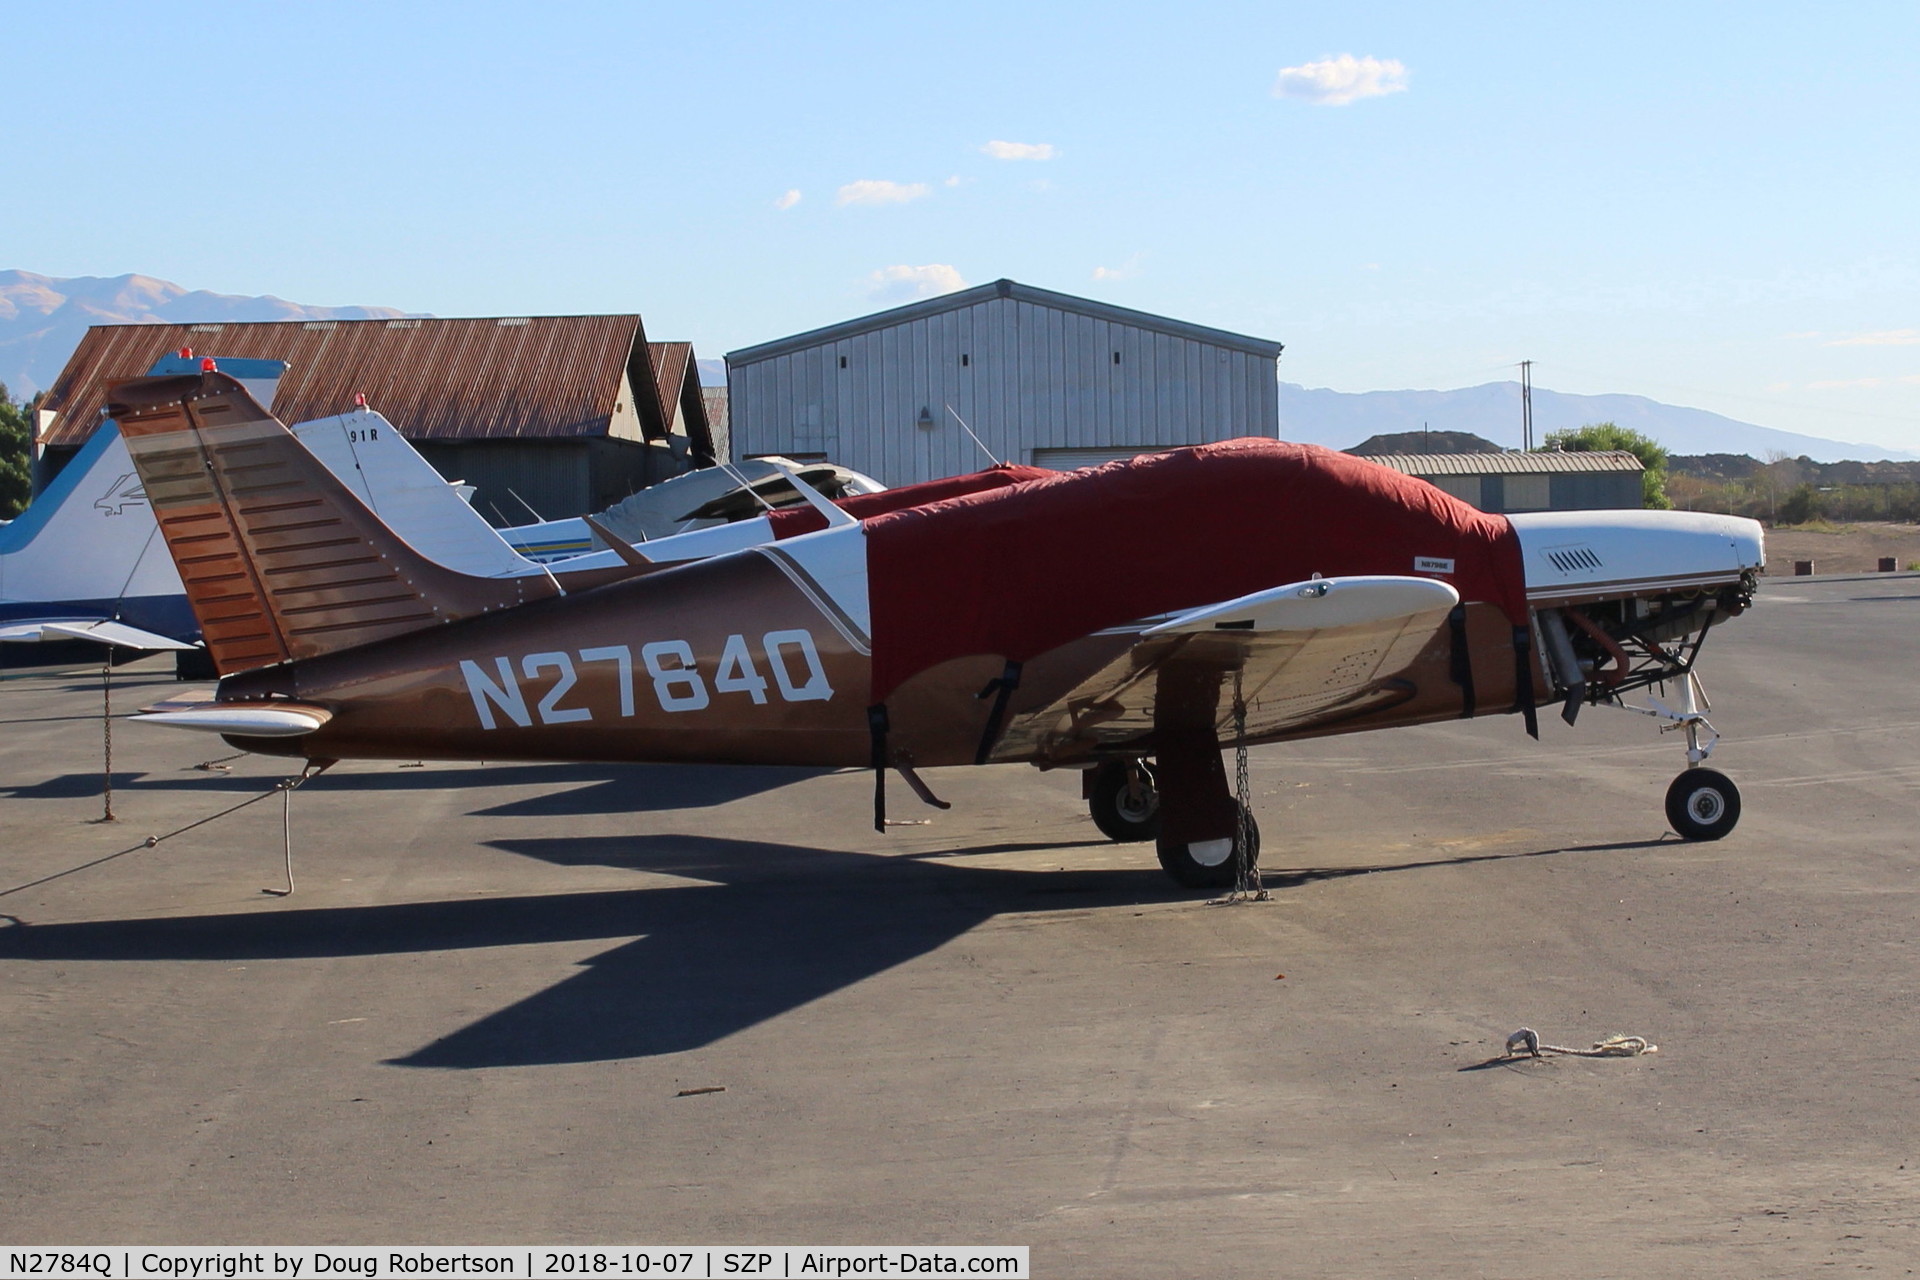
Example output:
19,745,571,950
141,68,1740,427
1761,520,1920,577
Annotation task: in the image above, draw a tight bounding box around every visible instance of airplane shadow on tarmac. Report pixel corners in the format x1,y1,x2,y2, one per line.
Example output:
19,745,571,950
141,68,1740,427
0,831,1658,1070
0,762,826,814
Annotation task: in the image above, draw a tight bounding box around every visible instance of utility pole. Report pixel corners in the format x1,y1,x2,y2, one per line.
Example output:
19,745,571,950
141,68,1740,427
1519,360,1534,452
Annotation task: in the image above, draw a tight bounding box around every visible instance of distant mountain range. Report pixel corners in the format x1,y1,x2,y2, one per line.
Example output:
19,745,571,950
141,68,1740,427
5,270,1909,462
1278,381,1917,463
0,270,411,398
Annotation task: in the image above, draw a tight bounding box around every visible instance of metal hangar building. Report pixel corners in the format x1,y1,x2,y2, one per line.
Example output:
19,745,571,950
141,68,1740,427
724,279,1284,486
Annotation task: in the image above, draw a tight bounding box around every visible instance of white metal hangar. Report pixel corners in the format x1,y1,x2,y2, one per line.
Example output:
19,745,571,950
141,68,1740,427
724,279,1283,486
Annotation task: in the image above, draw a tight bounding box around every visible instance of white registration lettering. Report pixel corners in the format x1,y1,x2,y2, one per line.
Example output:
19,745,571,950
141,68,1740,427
522,651,591,724
642,639,710,712
713,633,771,704
578,644,634,716
460,657,532,730
764,629,834,702
463,631,831,723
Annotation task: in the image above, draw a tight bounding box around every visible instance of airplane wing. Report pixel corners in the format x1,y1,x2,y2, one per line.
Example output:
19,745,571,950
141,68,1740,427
989,576,1461,762
0,618,200,651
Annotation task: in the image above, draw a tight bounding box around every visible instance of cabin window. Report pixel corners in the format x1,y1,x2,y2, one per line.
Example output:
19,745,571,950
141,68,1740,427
961,353,970,367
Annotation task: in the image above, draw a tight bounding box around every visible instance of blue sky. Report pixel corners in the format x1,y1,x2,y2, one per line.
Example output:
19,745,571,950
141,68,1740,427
8,2,1918,450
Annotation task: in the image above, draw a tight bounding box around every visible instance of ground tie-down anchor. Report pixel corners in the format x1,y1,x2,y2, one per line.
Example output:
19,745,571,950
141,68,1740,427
1503,1027,1657,1059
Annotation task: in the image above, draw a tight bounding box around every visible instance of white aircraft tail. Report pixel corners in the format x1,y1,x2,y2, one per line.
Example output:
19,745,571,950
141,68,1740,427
287,408,545,579
0,422,182,607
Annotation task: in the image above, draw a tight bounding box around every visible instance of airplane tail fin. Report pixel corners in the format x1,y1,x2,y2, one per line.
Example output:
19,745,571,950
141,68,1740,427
107,371,563,677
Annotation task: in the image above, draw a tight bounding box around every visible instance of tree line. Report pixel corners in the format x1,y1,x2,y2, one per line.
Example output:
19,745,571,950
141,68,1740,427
0,384,35,519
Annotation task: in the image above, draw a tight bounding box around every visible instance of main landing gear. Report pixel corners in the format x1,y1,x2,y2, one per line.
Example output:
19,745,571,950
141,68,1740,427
1156,801,1260,889
1085,757,1261,889
1087,759,1161,842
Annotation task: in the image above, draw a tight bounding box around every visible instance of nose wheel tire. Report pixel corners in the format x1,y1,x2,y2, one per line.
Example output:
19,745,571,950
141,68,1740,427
1088,760,1161,843
1666,768,1741,841
1155,804,1260,888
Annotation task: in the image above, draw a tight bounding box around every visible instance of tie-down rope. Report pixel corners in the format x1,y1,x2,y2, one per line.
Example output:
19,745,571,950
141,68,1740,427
1504,1028,1659,1058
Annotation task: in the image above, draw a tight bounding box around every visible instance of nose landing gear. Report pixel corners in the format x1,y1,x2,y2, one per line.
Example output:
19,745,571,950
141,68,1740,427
1665,767,1741,841
1611,669,1743,841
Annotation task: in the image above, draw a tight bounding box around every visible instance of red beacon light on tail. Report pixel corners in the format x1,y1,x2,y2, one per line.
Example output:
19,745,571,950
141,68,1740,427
200,357,217,372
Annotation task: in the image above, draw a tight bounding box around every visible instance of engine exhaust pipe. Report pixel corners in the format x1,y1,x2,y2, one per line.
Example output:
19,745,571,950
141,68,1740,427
1538,609,1587,726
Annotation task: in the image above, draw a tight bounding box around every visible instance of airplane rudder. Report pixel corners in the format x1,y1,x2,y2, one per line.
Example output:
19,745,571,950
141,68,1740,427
111,371,554,677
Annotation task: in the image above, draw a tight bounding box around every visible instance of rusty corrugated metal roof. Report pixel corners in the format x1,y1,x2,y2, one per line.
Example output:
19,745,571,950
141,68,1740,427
647,340,714,463
39,315,667,449
1364,450,1644,476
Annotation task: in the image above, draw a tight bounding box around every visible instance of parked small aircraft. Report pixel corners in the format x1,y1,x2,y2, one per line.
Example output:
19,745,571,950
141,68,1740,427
119,370,1764,887
500,457,886,562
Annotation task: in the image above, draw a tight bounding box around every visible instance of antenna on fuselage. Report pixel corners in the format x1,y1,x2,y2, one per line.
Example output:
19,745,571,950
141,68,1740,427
945,404,1002,467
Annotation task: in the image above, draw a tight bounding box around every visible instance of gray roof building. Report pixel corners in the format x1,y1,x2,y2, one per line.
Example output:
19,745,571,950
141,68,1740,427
1363,450,1646,512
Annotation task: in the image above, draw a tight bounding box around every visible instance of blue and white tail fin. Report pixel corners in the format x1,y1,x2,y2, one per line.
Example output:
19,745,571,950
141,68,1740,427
0,422,193,646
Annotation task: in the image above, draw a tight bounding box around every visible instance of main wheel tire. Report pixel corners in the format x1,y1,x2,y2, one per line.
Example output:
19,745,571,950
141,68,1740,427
1088,760,1161,842
1665,768,1741,841
1156,804,1260,888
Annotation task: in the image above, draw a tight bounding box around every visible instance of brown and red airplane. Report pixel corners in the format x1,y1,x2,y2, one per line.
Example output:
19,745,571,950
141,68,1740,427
113,370,1765,888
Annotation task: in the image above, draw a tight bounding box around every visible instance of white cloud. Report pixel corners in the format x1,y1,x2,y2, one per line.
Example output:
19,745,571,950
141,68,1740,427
836,179,931,206
981,140,1057,161
1092,254,1143,282
1824,328,1920,346
945,175,963,187
774,189,802,210
1273,55,1409,106
868,264,967,303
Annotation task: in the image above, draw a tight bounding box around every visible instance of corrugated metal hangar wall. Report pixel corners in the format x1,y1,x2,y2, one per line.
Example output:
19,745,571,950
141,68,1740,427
725,279,1283,486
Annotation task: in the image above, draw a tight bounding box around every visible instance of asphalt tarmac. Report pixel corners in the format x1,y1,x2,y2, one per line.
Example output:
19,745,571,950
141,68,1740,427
3,574,1917,1276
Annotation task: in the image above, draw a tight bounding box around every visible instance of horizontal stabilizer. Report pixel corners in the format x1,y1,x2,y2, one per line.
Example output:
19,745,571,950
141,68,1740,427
133,691,332,737
45,620,199,650
0,619,198,650
1144,575,1461,636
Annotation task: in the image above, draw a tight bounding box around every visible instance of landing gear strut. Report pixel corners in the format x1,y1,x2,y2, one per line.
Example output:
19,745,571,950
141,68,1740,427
1601,667,1744,841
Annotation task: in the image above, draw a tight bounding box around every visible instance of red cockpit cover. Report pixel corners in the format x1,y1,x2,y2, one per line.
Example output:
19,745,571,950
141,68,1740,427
766,464,1056,539
863,439,1527,703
